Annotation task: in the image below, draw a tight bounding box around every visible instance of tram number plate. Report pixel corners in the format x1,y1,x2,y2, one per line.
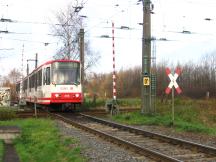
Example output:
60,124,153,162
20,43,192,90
60,87,68,90
143,77,150,86
64,94,70,98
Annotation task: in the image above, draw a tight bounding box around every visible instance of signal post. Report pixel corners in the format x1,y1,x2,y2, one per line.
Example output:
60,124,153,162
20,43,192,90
141,0,154,114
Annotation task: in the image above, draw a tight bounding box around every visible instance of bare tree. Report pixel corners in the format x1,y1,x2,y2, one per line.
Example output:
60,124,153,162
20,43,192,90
2,68,22,101
52,0,100,70
53,1,81,60
7,69,22,84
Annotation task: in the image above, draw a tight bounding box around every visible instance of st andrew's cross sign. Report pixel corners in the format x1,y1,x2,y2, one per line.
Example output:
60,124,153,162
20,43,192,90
165,68,182,94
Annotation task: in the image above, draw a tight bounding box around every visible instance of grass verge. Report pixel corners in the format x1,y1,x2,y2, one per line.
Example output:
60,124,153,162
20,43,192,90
112,111,216,135
0,140,3,162
0,118,86,162
111,98,216,136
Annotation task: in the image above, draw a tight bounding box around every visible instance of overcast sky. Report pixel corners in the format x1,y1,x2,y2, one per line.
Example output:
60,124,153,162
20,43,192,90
0,0,216,76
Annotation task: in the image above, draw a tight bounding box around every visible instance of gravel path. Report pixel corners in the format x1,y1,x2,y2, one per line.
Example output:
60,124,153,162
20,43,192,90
55,120,153,162
3,144,20,162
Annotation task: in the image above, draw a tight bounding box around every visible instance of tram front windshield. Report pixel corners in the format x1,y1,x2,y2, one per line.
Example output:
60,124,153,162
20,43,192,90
52,62,80,85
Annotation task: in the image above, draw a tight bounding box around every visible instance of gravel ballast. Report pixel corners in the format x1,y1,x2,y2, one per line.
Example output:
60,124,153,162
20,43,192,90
55,120,153,162
99,115,216,148
132,125,216,148
55,117,216,162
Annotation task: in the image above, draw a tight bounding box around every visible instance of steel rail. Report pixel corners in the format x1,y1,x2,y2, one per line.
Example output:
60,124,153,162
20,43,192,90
80,113,216,156
50,113,182,162
15,111,49,118
82,108,139,114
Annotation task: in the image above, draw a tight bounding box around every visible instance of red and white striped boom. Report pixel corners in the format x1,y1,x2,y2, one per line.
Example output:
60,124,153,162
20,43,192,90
112,22,116,100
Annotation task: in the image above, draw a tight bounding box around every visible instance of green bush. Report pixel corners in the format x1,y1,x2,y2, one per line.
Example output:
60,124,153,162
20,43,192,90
83,98,141,109
117,98,141,107
83,98,106,109
0,108,17,120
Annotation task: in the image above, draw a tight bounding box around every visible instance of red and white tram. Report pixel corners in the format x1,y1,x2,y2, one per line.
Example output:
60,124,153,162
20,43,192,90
16,60,83,109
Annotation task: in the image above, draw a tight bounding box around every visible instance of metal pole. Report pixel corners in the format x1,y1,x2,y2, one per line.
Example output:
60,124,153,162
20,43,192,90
141,0,152,114
27,62,29,76
35,53,38,68
79,29,84,87
20,44,24,100
172,87,174,125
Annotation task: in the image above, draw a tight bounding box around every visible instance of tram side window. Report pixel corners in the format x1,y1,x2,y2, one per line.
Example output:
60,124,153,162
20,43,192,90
33,74,35,88
16,83,20,92
32,75,34,88
29,75,33,91
22,79,26,91
22,80,24,91
37,69,42,86
43,69,46,85
34,73,37,90
43,67,50,85
46,67,50,85
29,76,31,92
24,79,27,91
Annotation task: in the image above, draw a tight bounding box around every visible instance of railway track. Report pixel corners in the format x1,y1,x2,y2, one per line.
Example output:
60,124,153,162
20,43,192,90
82,108,139,115
15,111,49,118
50,112,216,162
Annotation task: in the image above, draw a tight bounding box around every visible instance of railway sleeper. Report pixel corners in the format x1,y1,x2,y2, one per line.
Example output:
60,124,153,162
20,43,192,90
175,153,207,160
188,157,216,162
55,114,216,162
83,113,216,157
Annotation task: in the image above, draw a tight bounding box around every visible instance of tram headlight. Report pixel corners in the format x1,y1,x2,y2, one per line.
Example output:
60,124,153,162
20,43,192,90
75,93,80,98
55,94,60,98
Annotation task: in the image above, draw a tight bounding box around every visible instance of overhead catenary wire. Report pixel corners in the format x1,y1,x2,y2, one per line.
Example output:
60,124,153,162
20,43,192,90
1,32,212,44
0,1,215,48
0,37,57,45
0,1,215,37
84,0,137,33
0,18,77,27
0,29,64,37
0,48,14,50
0,0,215,78
83,1,215,40
0,1,142,46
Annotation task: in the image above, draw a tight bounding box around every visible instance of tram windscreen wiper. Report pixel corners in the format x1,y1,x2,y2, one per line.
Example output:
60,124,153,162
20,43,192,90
71,81,80,86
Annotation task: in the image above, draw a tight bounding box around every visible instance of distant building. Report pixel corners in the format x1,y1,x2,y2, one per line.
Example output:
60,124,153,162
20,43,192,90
0,87,11,107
